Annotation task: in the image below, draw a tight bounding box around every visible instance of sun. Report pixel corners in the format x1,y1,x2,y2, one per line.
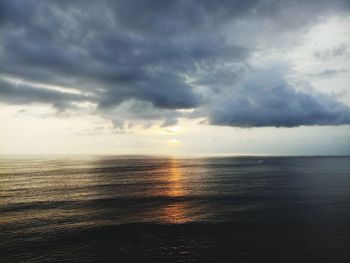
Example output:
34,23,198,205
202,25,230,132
169,138,180,145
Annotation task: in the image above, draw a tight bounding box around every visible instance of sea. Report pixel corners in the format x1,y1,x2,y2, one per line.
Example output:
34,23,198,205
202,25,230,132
1,156,350,262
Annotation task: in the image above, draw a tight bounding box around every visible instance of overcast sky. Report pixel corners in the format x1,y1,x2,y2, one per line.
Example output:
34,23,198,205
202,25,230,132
1,0,350,155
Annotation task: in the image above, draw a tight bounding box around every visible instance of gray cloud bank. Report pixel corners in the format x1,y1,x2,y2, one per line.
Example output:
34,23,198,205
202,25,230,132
1,0,350,127
208,70,350,127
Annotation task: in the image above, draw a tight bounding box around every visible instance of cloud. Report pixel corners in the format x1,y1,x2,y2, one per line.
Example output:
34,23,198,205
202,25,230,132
208,69,350,127
0,78,88,110
0,0,350,128
102,100,182,129
314,45,348,61
311,69,349,78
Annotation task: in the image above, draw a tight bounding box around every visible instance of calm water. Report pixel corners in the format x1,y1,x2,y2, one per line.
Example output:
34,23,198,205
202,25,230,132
1,156,350,262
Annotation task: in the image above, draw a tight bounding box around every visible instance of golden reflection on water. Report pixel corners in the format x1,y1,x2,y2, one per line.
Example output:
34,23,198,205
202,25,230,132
162,203,190,223
0,157,201,226
166,158,185,197
161,159,192,223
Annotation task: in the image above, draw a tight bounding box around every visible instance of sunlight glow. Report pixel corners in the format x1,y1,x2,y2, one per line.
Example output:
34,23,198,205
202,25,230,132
169,138,180,145
165,126,186,134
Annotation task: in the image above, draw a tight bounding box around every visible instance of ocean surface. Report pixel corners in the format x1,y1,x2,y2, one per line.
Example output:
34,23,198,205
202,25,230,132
1,156,350,262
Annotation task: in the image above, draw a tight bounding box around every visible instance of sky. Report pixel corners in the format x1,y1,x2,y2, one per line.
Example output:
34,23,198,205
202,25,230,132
1,0,350,156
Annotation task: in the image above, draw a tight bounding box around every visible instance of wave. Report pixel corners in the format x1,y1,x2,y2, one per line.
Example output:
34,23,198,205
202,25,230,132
2,220,348,263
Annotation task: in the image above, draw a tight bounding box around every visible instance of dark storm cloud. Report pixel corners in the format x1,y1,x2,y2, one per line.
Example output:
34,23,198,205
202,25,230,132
0,0,247,112
108,0,261,36
0,79,88,110
1,0,350,127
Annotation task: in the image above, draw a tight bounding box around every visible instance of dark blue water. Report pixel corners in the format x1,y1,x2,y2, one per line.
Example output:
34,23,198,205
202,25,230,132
1,156,350,262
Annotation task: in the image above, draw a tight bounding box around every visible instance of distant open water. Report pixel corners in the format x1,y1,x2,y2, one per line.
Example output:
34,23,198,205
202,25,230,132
1,156,350,262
